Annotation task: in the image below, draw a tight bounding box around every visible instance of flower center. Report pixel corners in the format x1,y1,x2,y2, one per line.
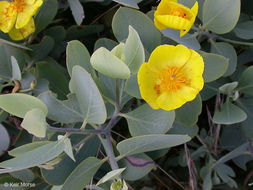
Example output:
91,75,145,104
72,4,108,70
169,8,187,18
154,66,190,95
14,0,27,13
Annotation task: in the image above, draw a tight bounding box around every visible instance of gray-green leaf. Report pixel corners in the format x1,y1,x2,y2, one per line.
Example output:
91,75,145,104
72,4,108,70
91,47,130,79
0,93,48,118
117,134,191,156
69,66,107,124
124,104,175,136
202,0,240,34
21,108,47,138
213,101,247,125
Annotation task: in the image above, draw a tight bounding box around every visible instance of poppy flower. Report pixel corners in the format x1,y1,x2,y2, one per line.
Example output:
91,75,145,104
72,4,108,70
0,0,43,40
137,44,204,111
154,0,198,37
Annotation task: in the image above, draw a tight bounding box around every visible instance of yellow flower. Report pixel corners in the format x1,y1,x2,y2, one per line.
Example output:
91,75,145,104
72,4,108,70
0,0,43,40
154,0,198,37
137,44,204,111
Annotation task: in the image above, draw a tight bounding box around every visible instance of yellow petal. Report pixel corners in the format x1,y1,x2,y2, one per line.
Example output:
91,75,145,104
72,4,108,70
154,18,167,30
180,1,198,37
183,49,204,91
0,2,17,33
157,86,198,111
148,44,192,72
156,92,185,111
15,0,43,29
137,63,160,109
25,0,36,5
155,15,190,31
9,18,35,41
154,0,198,37
191,1,199,17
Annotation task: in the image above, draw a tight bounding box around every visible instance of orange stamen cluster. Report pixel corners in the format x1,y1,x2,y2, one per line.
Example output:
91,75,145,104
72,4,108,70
4,4,14,19
154,66,190,95
169,8,187,18
14,0,27,13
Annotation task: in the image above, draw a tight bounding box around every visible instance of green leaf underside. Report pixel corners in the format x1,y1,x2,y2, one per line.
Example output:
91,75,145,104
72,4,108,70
21,108,47,138
69,66,107,124
0,140,66,174
91,47,130,79
61,157,104,190
0,93,47,118
125,104,175,136
213,101,247,125
202,0,240,34
66,40,92,76
117,134,191,156
38,91,83,123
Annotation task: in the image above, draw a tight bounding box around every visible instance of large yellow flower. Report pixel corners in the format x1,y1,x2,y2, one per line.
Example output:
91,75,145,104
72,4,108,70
0,0,43,40
154,0,198,37
137,44,204,111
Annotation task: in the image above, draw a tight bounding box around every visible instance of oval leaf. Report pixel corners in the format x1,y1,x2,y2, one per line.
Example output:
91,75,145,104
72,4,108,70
38,91,83,123
0,124,9,156
124,26,145,74
11,56,21,81
175,95,202,127
211,42,237,77
97,168,126,186
213,101,247,125
112,7,161,53
124,104,175,136
199,52,229,83
234,21,253,40
37,61,70,100
0,93,48,118
62,157,103,190
21,108,47,138
34,0,58,34
237,66,253,95
67,0,84,25
0,139,66,174
202,0,240,34
69,66,107,124
66,40,92,76
117,134,191,156
91,47,130,79
120,154,154,181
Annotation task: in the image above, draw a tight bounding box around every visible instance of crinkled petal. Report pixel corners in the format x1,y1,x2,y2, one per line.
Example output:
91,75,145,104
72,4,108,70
25,0,36,5
156,92,185,111
156,1,193,17
148,44,192,72
191,1,199,17
138,63,160,109
0,1,17,33
154,0,197,37
155,15,190,30
154,18,167,30
157,86,198,110
15,0,43,29
9,18,35,40
182,49,204,91
180,1,198,37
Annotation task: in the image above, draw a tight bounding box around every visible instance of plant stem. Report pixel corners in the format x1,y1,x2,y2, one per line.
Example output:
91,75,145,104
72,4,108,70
115,79,120,111
103,110,119,133
47,126,102,134
105,132,119,170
